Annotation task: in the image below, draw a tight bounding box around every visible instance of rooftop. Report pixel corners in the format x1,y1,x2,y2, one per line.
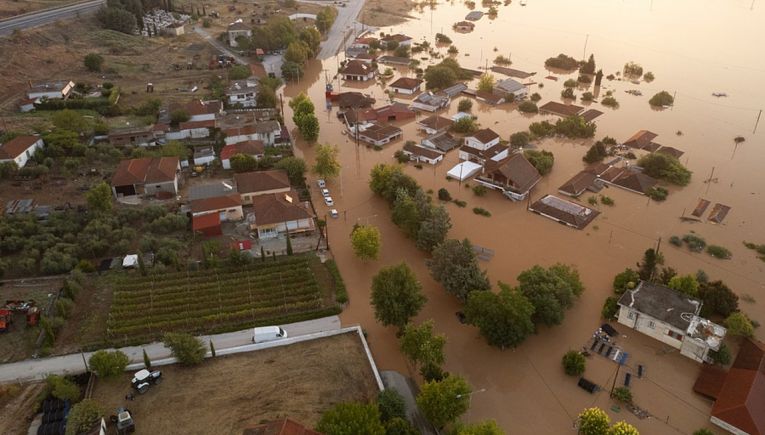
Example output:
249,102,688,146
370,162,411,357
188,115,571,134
403,142,443,160
558,170,598,196
389,77,423,90
417,115,454,131
710,339,765,435
423,132,459,152
495,78,526,93
188,181,236,201
539,101,584,117
340,60,374,76
617,281,702,331
227,79,259,94
529,194,600,229
0,135,41,160
191,193,243,214
485,153,542,193
221,141,265,161
234,170,291,194
623,130,659,149
251,191,314,226
359,123,402,141
111,157,179,187
469,128,500,144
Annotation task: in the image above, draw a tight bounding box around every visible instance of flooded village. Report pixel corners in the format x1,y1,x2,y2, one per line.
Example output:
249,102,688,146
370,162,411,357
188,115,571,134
0,0,764,434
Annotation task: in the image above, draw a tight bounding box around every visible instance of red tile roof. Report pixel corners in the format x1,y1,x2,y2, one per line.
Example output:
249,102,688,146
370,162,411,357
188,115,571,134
111,157,179,187
389,77,423,90
251,191,314,226
192,212,221,231
185,99,222,116
221,140,265,161
0,135,41,160
341,60,374,76
179,119,216,130
191,193,243,214
470,128,500,144
234,170,291,194
711,339,765,435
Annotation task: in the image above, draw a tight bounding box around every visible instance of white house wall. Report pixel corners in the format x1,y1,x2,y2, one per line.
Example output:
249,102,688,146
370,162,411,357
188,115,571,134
617,306,685,350
710,416,749,435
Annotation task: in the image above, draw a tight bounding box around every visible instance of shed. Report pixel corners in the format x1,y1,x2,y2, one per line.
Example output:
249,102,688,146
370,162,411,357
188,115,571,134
447,161,482,181
192,212,222,237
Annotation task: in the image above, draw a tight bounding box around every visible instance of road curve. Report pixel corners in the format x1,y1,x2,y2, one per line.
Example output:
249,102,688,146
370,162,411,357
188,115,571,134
0,0,105,36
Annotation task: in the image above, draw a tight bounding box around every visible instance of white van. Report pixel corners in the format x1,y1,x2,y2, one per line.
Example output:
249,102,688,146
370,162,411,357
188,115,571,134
252,326,288,343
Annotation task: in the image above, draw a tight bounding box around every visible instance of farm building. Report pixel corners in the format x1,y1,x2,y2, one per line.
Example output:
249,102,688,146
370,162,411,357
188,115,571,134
475,153,542,201
234,170,292,204
389,77,423,95
411,92,450,112
227,21,252,47
402,142,444,165
422,132,459,153
250,191,315,239
108,125,156,147
190,193,244,222
528,195,599,229
617,281,726,363
0,135,44,168
539,101,584,117
192,212,222,237
417,115,454,135
357,123,403,146
111,157,181,198
221,140,266,169
27,80,74,100
340,60,376,81
494,78,528,100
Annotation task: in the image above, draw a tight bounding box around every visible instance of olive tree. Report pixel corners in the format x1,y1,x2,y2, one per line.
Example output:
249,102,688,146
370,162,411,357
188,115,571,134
370,263,426,331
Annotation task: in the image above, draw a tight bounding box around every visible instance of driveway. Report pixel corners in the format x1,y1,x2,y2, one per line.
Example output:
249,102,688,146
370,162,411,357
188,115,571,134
0,316,341,383
193,25,249,65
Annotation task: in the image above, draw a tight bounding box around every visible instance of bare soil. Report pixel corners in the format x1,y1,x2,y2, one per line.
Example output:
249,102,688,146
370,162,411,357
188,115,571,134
360,0,416,27
0,0,78,19
0,381,46,435
0,277,62,362
90,333,380,434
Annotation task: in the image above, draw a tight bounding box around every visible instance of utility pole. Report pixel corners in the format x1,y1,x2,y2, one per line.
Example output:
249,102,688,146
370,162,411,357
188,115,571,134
705,166,715,195
753,109,762,134
582,34,589,59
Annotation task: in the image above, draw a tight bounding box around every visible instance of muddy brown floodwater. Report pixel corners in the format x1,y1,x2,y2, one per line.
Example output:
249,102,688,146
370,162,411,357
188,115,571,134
285,1,765,433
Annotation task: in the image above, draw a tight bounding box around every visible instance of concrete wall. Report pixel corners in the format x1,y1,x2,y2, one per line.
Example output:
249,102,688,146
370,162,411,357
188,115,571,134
144,179,178,196
710,416,749,435
3,138,44,168
194,206,244,222
240,187,291,204
617,306,685,350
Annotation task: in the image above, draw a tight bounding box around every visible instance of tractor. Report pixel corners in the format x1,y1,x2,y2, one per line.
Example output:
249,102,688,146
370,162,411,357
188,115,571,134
111,407,135,434
131,369,162,394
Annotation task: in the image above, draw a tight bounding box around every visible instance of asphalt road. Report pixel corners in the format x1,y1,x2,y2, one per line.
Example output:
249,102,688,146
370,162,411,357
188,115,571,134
0,0,105,36
300,0,367,60
0,315,341,383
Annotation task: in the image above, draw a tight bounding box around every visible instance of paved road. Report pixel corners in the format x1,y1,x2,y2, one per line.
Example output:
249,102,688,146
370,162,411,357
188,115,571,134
300,0,367,60
0,0,105,36
0,315,341,383
193,25,249,65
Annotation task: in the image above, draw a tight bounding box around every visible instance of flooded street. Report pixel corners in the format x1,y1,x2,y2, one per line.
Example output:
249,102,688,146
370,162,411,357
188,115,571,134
286,0,765,433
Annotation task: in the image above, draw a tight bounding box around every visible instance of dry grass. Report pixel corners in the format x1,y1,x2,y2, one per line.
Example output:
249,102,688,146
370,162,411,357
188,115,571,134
91,333,380,433
0,382,45,434
360,0,416,27
0,0,79,19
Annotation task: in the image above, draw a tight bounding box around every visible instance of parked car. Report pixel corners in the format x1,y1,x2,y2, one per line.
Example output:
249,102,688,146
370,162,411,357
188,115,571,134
330,209,339,218
317,179,326,188
324,196,334,206
252,326,288,343
321,188,330,197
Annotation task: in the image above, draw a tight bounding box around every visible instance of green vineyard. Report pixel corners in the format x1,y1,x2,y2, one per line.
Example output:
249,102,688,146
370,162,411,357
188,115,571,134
105,255,342,346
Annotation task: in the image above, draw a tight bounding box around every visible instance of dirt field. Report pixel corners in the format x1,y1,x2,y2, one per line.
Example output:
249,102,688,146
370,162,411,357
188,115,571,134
0,278,62,362
90,333,380,434
0,0,78,19
360,0,416,27
0,381,46,435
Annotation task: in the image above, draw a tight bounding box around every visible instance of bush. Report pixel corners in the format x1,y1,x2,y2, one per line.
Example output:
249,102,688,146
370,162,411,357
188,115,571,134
623,62,643,76
563,79,578,88
555,116,596,138
601,96,619,108
524,150,554,175
472,207,491,217
638,153,691,185
163,332,206,365
530,92,541,102
472,185,488,197
84,53,104,72
378,389,406,422
510,131,530,148
545,53,579,70
529,120,556,138
457,99,473,112
583,141,608,163
646,186,668,201
326,260,348,304
725,312,754,337
602,296,618,319
88,350,129,378
65,399,104,435
561,88,576,99
453,199,467,207
581,92,594,102
612,386,632,403
518,101,538,113
643,71,655,82
577,74,592,84
706,245,732,259
669,235,682,246
709,343,731,365
437,188,451,201
562,350,586,376
600,195,614,206
435,33,452,43
46,375,80,402
649,91,674,107
451,117,478,134
682,234,707,252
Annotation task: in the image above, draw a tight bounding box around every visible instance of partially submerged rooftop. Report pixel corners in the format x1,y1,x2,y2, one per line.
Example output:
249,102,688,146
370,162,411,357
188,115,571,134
528,194,600,230
617,281,702,331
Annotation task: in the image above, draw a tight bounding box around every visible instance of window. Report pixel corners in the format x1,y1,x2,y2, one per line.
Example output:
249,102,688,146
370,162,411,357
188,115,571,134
647,320,656,329
667,330,683,340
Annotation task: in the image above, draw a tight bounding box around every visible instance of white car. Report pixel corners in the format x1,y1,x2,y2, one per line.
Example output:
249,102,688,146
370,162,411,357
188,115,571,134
317,179,326,188
329,209,339,218
321,188,330,198
324,196,334,207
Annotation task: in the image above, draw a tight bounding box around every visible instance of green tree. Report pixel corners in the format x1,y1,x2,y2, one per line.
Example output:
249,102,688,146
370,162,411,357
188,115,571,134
315,6,337,33
637,248,658,281
510,132,530,148
86,182,113,214
577,407,610,435
377,389,406,422
458,98,473,112
637,153,691,186
416,375,471,428
385,417,419,435
290,92,314,118
583,141,608,163
162,332,206,365
257,85,277,108
725,312,754,337
452,420,505,435
371,263,426,330
313,144,341,180
399,320,445,370
392,189,420,238
424,65,458,90
88,350,129,378
299,27,321,55
416,205,451,252
170,109,190,126
316,402,385,435
612,268,639,294
693,429,715,435
668,274,699,297
562,350,586,376
602,296,618,319
230,153,259,173
296,112,320,141
351,224,382,261
228,64,251,80
518,264,584,326
477,73,496,93
523,150,554,175
465,283,535,349
65,399,104,435
84,53,104,72
274,156,307,186
52,109,88,134
285,41,310,64
649,90,674,107
518,101,538,113
46,375,80,402
612,387,632,404
579,54,596,75
607,421,639,435
451,117,478,134
699,280,739,318
427,239,491,301
96,7,137,34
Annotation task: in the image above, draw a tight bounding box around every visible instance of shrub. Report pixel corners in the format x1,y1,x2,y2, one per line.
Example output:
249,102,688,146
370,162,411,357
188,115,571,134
472,207,491,217
709,343,731,365
378,389,407,422
682,234,707,252
528,120,556,138
646,186,668,201
472,185,488,197
518,101,538,113
435,33,452,43
562,350,586,376
162,332,206,365
84,53,104,72
602,296,618,319
612,386,633,404
545,53,579,70
601,96,619,108
453,199,467,207
524,150,554,175
46,375,80,402
600,195,614,206
577,74,592,84
649,91,674,107
326,260,348,304
669,235,682,246
583,141,608,163
530,92,541,102
88,350,129,378
561,88,576,100
451,117,478,134
65,399,104,435
638,153,691,185
726,312,754,337
563,79,578,88
494,55,511,65
437,188,451,201
510,131,530,148
706,245,732,259
457,98,473,112
447,45,459,55
581,92,594,102
623,62,643,76
643,71,655,82
588,196,598,206
555,115,596,138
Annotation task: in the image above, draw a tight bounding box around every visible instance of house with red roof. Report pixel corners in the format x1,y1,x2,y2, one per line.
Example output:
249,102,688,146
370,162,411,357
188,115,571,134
0,135,44,168
110,157,181,198
190,193,244,222
339,60,376,81
221,140,266,169
250,191,315,239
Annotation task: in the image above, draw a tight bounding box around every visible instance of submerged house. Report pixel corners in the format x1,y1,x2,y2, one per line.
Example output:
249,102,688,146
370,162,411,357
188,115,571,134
389,77,423,95
340,60,376,81
417,115,454,135
617,281,726,363
493,78,528,101
623,130,661,152
458,128,507,164
475,153,542,201
402,142,444,165
411,92,450,112
529,194,599,230
357,123,403,146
